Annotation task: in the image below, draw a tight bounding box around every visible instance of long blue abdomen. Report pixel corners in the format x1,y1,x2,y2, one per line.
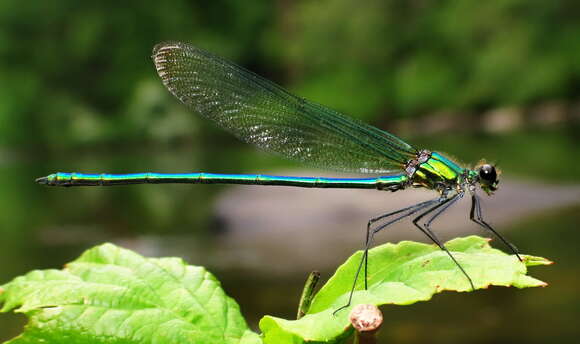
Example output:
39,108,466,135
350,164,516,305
37,172,408,190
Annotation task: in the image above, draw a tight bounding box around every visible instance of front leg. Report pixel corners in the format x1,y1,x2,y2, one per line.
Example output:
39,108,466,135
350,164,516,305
470,195,521,261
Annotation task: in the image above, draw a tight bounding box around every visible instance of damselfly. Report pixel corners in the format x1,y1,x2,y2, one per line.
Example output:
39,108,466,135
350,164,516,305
37,42,521,313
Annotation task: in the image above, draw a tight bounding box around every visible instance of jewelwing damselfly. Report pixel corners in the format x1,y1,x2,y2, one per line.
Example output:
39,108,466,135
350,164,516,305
37,42,521,313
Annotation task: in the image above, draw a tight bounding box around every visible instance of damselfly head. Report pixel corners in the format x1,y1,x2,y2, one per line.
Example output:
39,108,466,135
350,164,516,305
477,163,499,195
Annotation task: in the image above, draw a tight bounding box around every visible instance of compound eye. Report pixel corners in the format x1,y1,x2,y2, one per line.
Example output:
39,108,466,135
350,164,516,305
479,164,497,183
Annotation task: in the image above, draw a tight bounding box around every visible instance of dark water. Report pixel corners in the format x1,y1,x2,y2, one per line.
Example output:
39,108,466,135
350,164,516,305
1,128,579,342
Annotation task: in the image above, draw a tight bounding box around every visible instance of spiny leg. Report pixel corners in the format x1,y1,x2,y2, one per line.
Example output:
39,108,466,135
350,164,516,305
363,198,439,290
333,197,441,315
412,193,476,291
410,196,455,248
418,193,464,256
424,193,463,229
470,194,522,261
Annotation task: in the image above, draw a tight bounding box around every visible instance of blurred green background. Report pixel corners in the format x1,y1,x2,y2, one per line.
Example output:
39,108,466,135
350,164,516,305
1,1,579,343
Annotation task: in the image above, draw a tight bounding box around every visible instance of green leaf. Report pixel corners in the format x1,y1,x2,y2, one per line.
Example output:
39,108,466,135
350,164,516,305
0,243,262,344
260,236,551,344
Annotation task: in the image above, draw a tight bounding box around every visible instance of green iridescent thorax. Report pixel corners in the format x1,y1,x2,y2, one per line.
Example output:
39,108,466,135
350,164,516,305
412,152,465,190
466,169,479,183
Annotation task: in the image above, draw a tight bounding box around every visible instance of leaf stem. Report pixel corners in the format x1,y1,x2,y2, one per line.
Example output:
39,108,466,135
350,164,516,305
297,271,321,319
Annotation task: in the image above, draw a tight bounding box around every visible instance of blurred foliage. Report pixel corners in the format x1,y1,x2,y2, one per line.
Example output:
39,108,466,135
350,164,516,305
0,0,271,149
1,0,579,151
285,0,580,118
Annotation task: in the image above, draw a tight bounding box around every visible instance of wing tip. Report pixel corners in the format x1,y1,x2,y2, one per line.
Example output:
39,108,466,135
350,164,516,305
152,41,190,64
151,42,188,80
152,41,184,56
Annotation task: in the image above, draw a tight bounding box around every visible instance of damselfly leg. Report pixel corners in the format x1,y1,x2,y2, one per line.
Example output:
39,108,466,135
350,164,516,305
412,193,475,291
470,195,521,261
334,192,477,315
333,197,442,315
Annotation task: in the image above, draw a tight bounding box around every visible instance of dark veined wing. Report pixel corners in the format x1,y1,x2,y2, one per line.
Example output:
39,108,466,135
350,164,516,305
152,41,417,174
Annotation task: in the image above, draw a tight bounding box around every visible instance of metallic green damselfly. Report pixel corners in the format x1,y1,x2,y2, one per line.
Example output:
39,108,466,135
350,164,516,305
37,42,521,313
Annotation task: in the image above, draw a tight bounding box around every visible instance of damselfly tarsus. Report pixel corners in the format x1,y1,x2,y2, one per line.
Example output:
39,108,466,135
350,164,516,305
37,42,521,313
